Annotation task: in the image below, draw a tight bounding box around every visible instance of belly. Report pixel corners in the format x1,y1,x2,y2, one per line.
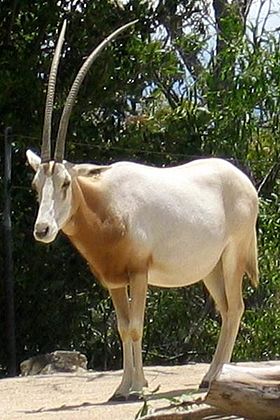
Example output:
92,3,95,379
147,239,225,288
148,265,216,288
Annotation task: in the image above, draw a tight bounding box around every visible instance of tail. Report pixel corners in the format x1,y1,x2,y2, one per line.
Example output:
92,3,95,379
246,229,259,288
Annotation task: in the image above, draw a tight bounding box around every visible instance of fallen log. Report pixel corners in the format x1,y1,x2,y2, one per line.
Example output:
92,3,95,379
140,405,232,419
206,362,280,419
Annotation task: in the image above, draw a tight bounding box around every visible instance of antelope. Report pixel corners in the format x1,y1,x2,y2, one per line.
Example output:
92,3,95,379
27,20,259,400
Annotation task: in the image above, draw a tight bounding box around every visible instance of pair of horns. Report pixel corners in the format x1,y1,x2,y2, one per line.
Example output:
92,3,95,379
41,19,138,163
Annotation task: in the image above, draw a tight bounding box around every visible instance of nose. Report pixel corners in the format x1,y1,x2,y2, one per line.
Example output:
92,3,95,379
34,222,50,239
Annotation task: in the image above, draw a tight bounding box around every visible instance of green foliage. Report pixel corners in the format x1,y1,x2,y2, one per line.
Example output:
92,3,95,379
234,194,280,360
0,0,280,376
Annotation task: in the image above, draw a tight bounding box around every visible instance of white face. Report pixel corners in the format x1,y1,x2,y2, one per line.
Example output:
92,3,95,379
27,151,73,243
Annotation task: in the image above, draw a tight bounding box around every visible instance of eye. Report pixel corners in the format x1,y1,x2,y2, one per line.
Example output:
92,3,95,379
62,179,71,189
61,179,71,198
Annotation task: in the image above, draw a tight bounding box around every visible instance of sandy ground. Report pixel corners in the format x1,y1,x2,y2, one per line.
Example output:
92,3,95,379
0,363,209,420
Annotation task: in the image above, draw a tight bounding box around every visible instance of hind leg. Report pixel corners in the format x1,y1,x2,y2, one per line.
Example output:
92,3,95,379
201,245,245,387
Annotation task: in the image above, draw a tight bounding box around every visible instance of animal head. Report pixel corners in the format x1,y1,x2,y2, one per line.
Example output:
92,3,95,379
27,19,137,243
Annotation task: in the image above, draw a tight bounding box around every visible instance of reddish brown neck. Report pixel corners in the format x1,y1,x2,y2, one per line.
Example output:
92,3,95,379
62,177,130,288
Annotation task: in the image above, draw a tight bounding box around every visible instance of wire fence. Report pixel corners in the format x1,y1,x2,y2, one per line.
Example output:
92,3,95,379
0,131,276,165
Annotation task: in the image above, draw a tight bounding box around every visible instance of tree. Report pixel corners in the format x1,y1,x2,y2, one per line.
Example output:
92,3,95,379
0,0,279,375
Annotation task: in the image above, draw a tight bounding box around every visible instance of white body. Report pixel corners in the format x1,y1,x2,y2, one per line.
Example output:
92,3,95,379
27,151,259,399
102,158,252,288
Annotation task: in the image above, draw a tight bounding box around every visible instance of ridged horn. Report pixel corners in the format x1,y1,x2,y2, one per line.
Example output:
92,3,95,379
54,19,138,162
41,20,67,163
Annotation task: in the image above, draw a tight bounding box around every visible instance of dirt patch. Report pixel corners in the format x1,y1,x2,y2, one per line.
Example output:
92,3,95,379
0,363,209,419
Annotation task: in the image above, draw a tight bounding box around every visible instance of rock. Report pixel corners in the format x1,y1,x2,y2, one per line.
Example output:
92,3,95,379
20,350,87,376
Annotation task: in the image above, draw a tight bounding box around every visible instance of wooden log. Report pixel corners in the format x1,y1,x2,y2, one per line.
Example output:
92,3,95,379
206,362,280,419
141,406,234,419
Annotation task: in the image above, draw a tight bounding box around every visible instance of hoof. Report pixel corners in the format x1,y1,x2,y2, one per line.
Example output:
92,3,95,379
108,392,142,402
127,392,142,401
199,380,209,390
108,393,128,402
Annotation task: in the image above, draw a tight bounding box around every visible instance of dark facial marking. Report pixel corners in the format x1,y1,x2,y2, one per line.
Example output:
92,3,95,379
88,168,103,176
62,179,71,189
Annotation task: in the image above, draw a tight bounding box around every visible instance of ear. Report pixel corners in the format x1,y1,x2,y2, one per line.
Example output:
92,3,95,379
26,150,41,171
66,162,111,178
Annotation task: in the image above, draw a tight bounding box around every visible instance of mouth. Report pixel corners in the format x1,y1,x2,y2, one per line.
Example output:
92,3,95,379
34,227,58,243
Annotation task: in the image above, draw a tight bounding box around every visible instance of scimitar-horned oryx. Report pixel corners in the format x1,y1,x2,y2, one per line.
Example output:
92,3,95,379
27,20,259,400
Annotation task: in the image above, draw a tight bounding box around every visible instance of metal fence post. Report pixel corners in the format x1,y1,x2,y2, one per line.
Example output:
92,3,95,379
3,127,16,376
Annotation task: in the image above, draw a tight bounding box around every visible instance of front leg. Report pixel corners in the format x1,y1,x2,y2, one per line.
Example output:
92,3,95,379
109,274,148,400
110,286,134,400
129,273,148,395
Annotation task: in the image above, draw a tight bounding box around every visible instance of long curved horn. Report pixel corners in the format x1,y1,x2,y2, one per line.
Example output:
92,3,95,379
54,19,138,162
41,20,67,163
